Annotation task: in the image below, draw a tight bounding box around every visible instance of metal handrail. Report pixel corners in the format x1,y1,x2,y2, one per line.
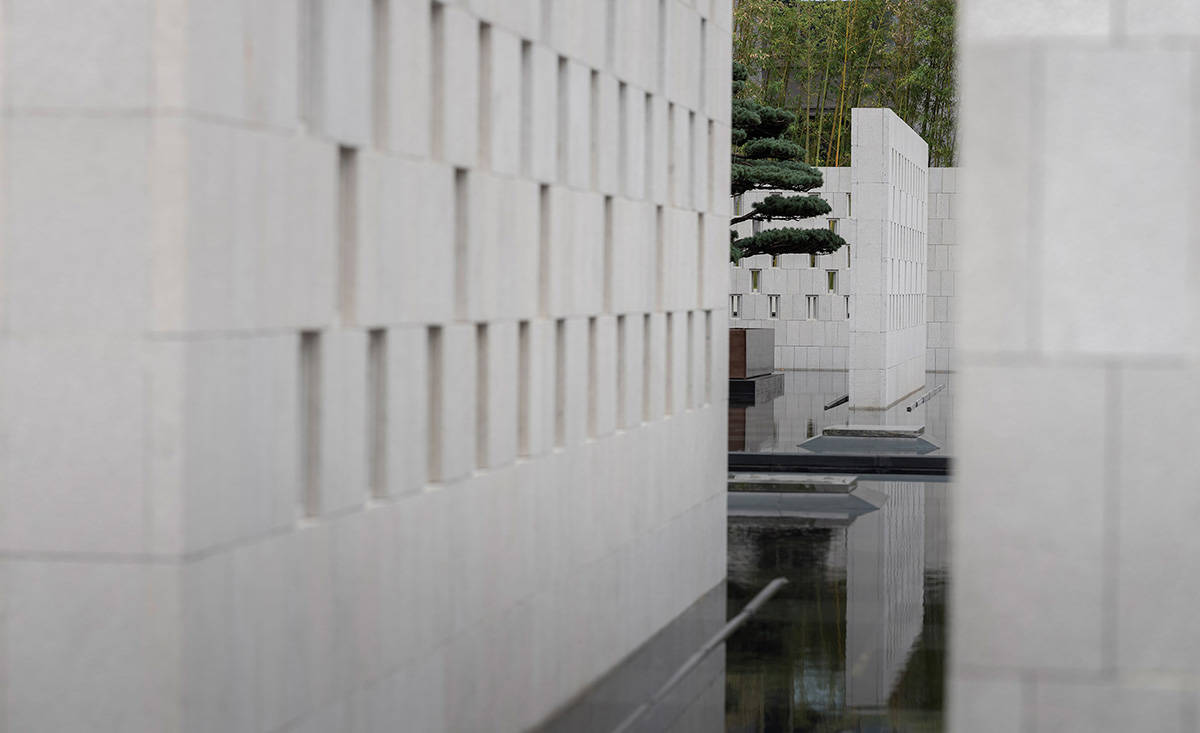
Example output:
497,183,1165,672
609,577,789,733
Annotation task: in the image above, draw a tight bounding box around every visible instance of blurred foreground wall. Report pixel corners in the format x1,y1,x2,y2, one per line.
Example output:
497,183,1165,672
952,2,1200,730
0,1,732,730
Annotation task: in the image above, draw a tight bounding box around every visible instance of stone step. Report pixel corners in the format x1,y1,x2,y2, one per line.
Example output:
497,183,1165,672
727,473,858,494
821,424,925,438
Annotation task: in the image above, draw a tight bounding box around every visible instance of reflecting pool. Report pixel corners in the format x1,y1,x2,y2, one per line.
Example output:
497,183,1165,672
536,478,948,733
730,372,955,455
726,478,948,732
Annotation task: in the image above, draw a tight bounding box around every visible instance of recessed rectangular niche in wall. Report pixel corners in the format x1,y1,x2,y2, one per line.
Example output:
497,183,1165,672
730,294,741,318
827,270,838,293
828,219,838,234
768,294,779,318
750,269,760,292
807,295,818,321
809,254,817,268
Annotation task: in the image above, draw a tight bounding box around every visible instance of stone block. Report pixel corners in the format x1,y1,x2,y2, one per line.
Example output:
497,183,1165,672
561,59,593,188
620,85,648,199
432,324,477,482
1116,366,1200,673
7,0,151,110
314,0,372,146
946,676,1023,733
965,0,1110,39
619,314,647,428
386,327,428,498
589,316,618,437
953,363,1106,671
1035,680,1183,733
315,330,369,515
527,43,559,183
388,0,432,156
483,25,522,175
245,1,302,129
6,118,149,333
4,337,147,553
436,7,480,165
958,45,1034,353
561,317,590,446
494,179,542,320
596,73,621,195
483,322,520,469
5,562,177,733
177,336,299,553
1042,49,1192,356
648,95,671,205
523,319,557,457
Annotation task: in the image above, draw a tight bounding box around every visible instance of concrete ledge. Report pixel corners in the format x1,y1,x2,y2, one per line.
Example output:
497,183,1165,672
729,372,784,406
728,451,951,476
727,473,857,493
822,424,925,438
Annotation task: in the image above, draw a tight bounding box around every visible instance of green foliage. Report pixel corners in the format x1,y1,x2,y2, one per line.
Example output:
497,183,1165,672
733,0,958,168
731,61,846,263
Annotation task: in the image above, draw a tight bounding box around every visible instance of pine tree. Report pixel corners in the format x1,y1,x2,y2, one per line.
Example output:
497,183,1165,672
730,62,847,263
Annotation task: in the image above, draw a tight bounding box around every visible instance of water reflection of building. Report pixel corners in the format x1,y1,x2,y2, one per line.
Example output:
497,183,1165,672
726,480,939,729
729,371,955,453
846,482,926,708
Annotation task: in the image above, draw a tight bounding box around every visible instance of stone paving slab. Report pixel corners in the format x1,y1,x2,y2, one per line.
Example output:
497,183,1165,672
727,473,858,493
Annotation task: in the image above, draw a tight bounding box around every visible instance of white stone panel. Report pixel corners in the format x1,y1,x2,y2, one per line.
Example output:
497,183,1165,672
483,322,520,469
561,59,593,189
526,43,559,183
7,0,150,110
5,562,177,733
483,26,522,175
5,118,149,333
315,0,373,146
433,4,479,167
2,339,147,554
964,0,1110,39
388,0,432,156
387,327,428,498
1042,49,1192,355
316,331,369,515
620,85,648,200
1035,681,1183,733
595,74,621,195
592,316,619,437
432,324,477,482
1117,366,1200,673
953,363,1106,670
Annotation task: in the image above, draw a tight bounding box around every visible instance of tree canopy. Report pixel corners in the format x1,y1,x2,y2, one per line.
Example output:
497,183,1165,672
733,0,957,168
731,62,846,263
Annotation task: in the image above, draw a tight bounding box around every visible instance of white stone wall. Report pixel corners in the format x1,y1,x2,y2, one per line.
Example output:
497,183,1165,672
849,108,929,409
0,2,732,732
729,167,854,370
927,169,960,373
951,4,1200,731
729,161,959,376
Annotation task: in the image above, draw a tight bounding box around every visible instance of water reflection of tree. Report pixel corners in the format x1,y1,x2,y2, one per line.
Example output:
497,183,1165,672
725,521,946,732
726,521,848,731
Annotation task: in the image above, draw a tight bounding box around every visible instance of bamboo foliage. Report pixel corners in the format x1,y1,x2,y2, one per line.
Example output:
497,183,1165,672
733,0,958,167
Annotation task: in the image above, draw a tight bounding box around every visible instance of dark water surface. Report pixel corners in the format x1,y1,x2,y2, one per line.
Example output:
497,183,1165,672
725,479,948,732
537,478,947,733
730,372,955,454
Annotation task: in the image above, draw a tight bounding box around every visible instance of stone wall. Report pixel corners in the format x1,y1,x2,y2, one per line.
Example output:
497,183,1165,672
848,108,929,409
0,1,732,731
730,162,959,377
950,3,1200,730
